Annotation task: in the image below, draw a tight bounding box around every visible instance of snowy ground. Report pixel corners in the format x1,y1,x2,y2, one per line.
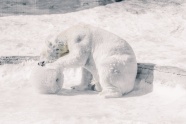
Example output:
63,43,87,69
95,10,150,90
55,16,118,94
0,62,186,124
0,0,186,124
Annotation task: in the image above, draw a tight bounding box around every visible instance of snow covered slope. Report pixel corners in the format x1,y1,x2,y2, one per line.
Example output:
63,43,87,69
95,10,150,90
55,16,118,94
0,0,186,69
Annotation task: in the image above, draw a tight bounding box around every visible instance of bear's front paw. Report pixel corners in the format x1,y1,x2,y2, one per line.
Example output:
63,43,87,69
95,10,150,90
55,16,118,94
38,61,46,67
71,85,89,91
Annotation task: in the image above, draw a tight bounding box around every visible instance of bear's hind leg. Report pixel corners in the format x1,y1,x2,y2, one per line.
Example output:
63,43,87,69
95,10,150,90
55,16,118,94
71,68,92,91
98,66,123,98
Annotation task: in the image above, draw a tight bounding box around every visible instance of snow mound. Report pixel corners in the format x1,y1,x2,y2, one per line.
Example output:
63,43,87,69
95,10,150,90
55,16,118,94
30,65,63,94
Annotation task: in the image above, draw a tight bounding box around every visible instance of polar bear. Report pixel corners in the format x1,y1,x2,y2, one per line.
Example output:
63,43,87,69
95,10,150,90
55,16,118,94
38,24,137,98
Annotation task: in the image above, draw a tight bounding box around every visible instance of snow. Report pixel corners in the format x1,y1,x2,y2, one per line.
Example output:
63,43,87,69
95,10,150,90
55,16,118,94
0,62,186,124
0,0,186,69
0,0,186,123
30,66,63,94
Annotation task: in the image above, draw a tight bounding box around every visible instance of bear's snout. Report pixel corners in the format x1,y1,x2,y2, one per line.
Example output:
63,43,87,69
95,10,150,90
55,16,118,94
38,61,46,66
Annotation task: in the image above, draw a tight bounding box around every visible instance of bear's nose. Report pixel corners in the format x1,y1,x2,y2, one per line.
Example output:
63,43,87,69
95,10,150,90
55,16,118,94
38,61,45,66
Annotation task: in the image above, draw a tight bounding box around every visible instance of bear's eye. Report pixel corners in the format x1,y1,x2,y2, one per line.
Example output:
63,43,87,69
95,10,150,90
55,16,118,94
77,37,82,43
52,45,56,48
48,42,52,47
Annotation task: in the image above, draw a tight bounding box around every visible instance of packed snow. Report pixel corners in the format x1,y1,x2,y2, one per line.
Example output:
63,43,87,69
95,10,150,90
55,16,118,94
0,0,186,124
31,66,63,94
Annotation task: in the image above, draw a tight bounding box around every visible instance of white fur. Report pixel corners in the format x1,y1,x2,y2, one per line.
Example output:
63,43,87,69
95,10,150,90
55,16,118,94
41,24,137,98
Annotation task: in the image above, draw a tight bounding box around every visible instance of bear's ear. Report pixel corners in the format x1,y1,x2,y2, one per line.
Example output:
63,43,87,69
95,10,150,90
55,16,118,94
45,40,52,47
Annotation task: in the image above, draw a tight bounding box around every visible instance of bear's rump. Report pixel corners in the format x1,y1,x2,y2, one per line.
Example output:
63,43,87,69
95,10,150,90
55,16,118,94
97,55,137,93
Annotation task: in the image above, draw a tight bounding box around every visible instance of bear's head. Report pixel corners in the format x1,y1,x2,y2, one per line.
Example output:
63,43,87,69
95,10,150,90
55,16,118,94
38,36,69,66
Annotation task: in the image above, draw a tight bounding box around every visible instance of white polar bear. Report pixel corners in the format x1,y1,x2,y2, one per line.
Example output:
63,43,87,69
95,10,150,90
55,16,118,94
38,24,137,98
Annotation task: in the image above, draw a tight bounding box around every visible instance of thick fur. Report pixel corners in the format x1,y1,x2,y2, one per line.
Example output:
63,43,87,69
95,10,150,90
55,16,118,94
39,24,137,98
